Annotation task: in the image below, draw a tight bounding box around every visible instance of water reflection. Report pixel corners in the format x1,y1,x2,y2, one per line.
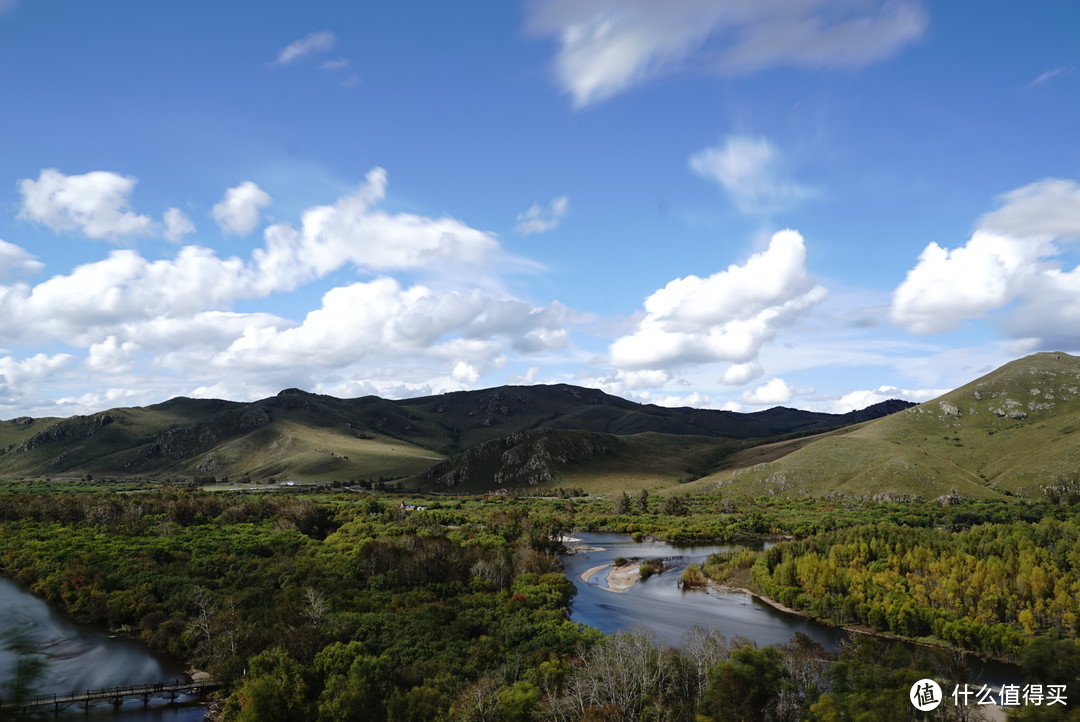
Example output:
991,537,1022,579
0,577,204,720
561,532,845,650
560,532,1022,689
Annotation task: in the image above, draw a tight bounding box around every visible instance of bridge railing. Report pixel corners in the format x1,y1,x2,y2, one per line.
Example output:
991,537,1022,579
0,677,217,710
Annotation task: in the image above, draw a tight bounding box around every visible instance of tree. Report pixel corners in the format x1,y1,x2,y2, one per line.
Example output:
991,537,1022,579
698,645,791,722
614,492,631,515
660,495,689,516
222,647,310,722
636,489,650,514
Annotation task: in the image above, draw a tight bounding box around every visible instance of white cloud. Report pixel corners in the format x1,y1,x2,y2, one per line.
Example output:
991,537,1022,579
163,207,196,242
0,353,75,391
0,240,43,280
18,169,154,241
892,178,1080,337
978,179,1080,240
321,59,351,71
0,168,566,415
251,167,503,293
527,0,927,107
721,360,763,385
507,366,542,385
515,195,569,234
274,31,336,66
212,181,272,236
0,0,16,14
890,231,1034,334
690,136,815,214
213,277,565,376
1028,67,1071,89
86,335,139,373
609,229,827,370
824,385,944,414
640,391,712,408
742,377,793,405
0,169,521,348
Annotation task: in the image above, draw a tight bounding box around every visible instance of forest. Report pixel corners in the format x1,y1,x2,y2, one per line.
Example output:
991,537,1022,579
0,484,1078,720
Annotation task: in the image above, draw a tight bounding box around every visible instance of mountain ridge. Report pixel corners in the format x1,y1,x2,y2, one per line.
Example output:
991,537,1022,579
0,383,913,485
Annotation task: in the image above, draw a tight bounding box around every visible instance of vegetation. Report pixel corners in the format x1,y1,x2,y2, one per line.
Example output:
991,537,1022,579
1,472,1080,718
0,379,912,495
704,352,1080,499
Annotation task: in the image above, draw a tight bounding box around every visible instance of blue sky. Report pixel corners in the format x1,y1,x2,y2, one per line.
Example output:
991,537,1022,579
1,0,1078,418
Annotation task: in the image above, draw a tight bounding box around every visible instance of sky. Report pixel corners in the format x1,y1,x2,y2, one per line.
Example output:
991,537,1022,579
1,0,1078,419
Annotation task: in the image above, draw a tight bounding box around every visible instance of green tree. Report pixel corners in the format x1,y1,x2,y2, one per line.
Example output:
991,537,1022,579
222,647,310,722
699,645,791,722
660,495,689,516
636,489,650,515
614,492,631,515
498,680,540,722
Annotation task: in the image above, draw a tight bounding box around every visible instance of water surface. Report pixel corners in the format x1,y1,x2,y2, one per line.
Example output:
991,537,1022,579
0,577,205,720
561,532,1022,690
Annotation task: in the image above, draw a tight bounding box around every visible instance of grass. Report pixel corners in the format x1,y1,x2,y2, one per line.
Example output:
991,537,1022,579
698,352,1080,499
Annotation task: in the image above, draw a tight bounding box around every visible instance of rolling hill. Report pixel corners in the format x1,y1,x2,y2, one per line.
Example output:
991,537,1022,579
0,383,911,487
698,351,1080,499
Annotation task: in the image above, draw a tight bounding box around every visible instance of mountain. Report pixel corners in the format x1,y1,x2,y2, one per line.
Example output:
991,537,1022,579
0,384,912,486
699,352,1080,499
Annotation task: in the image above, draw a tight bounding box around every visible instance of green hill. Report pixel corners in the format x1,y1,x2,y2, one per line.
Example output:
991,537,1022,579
409,428,745,494
0,384,911,487
699,351,1080,499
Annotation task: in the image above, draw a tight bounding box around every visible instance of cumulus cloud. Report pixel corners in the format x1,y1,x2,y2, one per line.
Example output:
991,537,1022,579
892,178,1080,336
690,136,815,214
274,31,336,66
0,240,43,280
18,169,154,241
0,169,520,349
721,360,763,385
213,181,272,236
639,391,712,408
0,167,575,415
86,335,139,373
526,0,927,107
0,353,75,391
251,167,503,293
515,195,569,234
163,207,195,242
890,231,1034,334
742,377,794,405
609,229,827,370
825,385,944,413
213,277,566,375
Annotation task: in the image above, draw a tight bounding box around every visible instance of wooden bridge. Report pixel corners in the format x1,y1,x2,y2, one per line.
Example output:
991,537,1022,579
0,677,218,714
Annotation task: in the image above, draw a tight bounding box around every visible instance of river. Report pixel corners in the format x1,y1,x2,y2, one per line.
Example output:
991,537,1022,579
0,577,205,721
561,532,1023,690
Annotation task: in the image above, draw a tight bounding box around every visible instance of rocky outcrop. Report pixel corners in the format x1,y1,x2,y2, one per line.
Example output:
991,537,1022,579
17,413,115,451
423,428,613,488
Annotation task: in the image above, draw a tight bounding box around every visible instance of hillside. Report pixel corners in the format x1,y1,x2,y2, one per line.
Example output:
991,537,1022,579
699,352,1080,499
0,384,912,486
410,428,745,494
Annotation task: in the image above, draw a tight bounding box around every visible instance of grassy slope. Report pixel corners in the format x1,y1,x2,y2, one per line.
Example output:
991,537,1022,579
0,384,907,486
409,427,747,494
699,352,1080,499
